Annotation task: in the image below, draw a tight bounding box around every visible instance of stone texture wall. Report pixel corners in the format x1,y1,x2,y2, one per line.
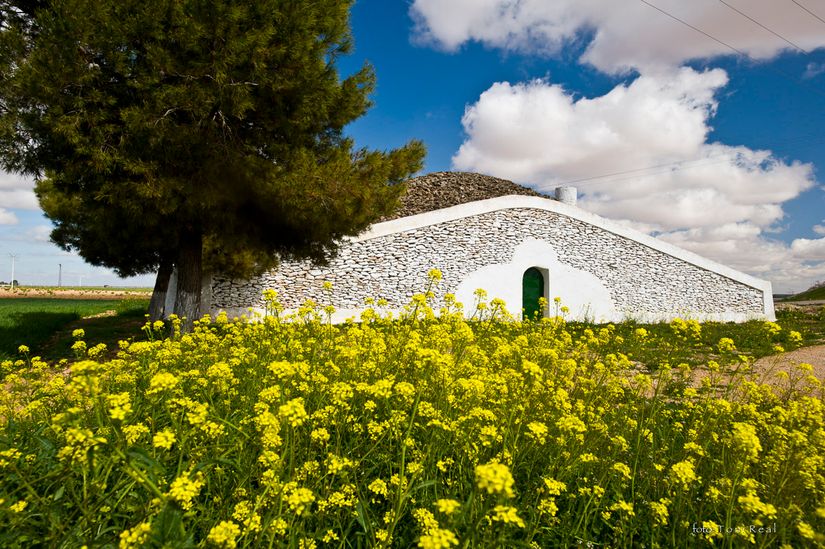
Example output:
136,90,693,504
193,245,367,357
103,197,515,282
211,207,765,319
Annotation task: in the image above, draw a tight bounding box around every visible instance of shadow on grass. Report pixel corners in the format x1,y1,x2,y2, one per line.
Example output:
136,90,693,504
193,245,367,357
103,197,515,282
0,299,150,362
0,311,81,360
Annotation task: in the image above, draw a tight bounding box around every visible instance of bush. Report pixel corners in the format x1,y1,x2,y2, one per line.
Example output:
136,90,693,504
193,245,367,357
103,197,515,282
1,276,823,547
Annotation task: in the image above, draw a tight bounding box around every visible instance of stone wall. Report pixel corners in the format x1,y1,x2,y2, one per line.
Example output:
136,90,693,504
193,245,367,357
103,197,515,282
211,204,768,322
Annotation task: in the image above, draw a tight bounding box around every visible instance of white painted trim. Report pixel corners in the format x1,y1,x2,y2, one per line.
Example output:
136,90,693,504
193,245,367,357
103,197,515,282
351,194,773,301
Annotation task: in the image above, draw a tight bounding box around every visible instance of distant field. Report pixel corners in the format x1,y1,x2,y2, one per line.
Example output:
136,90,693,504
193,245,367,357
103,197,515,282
0,286,152,300
785,285,825,302
0,297,148,361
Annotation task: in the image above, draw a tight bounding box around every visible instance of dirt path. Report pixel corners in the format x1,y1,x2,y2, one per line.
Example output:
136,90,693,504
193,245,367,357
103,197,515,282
751,344,825,385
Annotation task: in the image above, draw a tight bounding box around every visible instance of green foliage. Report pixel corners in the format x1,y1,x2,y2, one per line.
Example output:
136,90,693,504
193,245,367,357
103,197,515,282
0,0,425,286
0,298,147,360
536,305,824,372
785,284,825,302
1,288,824,547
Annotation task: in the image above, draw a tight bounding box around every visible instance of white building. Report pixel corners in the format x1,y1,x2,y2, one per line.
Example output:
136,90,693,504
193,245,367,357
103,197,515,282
209,172,774,323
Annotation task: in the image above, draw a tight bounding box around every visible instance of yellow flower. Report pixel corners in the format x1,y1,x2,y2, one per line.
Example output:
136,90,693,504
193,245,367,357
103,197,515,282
613,462,632,480
147,371,179,394
413,508,440,534
542,478,566,496
107,392,132,421
232,501,261,532
475,462,515,498
375,529,391,544
490,505,525,528
717,337,736,353
278,398,308,427
418,528,458,549
152,429,176,450
435,498,461,515
609,500,635,517
325,454,354,474
207,520,241,548
369,478,389,497
729,422,762,461
17,345,29,354
738,492,777,519
798,521,816,539
123,424,149,445
650,499,670,525
669,460,699,490
311,428,331,444
286,486,315,515
167,472,204,510
119,522,151,549
9,500,27,513
526,421,548,444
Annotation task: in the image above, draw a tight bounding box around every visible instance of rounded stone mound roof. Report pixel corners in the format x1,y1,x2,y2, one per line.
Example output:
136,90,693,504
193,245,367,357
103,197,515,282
380,171,549,222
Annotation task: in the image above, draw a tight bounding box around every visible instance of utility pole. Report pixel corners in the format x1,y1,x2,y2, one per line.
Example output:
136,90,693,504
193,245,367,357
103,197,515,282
58,263,62,287
9,253,17,290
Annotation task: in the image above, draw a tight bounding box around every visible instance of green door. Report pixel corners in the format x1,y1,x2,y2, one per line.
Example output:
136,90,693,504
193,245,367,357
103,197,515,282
522,268,544,320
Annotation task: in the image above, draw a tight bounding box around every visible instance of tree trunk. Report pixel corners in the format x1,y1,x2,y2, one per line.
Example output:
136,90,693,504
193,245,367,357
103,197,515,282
148,259,173,321
174,228,203,332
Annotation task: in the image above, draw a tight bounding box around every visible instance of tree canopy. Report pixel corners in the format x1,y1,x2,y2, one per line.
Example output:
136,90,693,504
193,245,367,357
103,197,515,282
0,0,425,323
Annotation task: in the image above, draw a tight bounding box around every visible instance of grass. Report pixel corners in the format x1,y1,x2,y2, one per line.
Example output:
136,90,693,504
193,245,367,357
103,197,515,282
3,290,825,547
534,305,825,371
784,285,825,302
0,298,149,361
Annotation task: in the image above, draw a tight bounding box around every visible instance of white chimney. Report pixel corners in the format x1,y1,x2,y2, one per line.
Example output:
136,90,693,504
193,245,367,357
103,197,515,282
555,186,577,206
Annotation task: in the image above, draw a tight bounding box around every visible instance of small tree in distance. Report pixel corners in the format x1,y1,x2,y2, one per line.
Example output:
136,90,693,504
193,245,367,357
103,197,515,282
0,0,425,326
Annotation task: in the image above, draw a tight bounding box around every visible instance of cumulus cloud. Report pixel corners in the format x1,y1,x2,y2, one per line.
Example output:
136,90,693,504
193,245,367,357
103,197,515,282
0,171,38,210
0,207,18,225
452,67,820,292
411,0,825,73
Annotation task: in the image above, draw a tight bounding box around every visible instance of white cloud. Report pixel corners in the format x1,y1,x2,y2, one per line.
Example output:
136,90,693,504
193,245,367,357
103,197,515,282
813,223,825,236
411,0,825,73
0,208,18,225
0,171,37,210
28,225,52,243
791,237,825,261
804,62,825,79
452,67,820,292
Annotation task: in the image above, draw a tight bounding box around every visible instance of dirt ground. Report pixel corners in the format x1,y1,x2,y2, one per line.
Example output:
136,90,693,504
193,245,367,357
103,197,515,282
750,344,825,385
0,287,151,300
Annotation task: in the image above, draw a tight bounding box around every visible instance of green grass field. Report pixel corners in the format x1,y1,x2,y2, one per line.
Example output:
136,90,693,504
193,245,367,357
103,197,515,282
0,298,148,360
785,284,825,301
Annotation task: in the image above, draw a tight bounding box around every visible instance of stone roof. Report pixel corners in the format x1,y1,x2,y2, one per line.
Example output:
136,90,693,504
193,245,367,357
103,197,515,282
380,171,550,222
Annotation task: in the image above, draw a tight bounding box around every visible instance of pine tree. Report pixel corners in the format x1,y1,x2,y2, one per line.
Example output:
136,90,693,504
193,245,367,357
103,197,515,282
0,0,425,326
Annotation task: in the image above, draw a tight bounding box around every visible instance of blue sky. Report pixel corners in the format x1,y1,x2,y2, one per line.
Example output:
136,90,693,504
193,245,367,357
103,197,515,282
1,0,825,292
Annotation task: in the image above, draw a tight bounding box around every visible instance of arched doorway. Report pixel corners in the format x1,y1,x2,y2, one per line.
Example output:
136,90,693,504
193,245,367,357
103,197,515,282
522,267,545,320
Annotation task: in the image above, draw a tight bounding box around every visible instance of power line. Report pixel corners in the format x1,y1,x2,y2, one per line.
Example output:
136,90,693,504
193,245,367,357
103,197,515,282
558,156,734,186
637,0,825,100
716,0,807,53
638,0,750,57
792,0,825,26
555,131,825,187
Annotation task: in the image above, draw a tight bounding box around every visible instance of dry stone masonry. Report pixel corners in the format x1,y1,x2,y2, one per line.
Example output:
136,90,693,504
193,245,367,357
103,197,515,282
211,172,771,323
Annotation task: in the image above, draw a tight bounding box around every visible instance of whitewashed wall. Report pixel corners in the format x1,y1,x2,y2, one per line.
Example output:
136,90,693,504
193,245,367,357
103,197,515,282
212,195,774,323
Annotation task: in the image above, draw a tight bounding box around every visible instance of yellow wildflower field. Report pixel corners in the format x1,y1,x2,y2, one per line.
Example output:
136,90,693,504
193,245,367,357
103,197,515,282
1,273,824,547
